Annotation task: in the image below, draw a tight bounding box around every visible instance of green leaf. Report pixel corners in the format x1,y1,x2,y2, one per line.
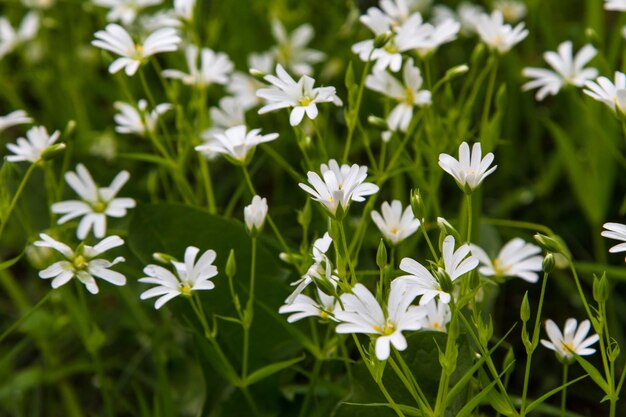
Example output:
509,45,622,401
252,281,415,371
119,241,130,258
340,402,423,416
525,374,587,414
117,152,176,169
245,354,305,386
0,250,24,271
571,353,610,394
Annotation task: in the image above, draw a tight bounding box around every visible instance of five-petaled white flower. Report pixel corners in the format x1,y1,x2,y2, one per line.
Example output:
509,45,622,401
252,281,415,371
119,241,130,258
114,99,171,136
5,126,62,163
419,299,451,332
0,110,32,132
522,41,598,101
35,233,126,294
244,195,268,234
601,222,626,260
335,281,425,360
257,64,342,126
195,124,278,164
397,235,478,305
541,318,599,361
371,200,421,245
92,23,181,76
475,11,528,54
439,141,497,193
299,159,379,218
605,0,626,11
271,19,325,76
162,44,233,87
139,246,218,309
366,58,431,132
51,164,136,240
279,287,338,323
92,0,163,25
0,12,39,58
583,72,626,115
470,238,543,283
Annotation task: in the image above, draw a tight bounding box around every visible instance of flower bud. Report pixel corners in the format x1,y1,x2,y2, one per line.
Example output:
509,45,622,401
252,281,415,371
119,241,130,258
410,189,425,222
297,200,311,229
41,143,66,161
608,339,620,362
244,195,268,237
533,233,565,254
374,31,393,48
367,115,389,130
226,249,236,279
248,68,266,80
520,291,530,322
376,239,387,269
435,268,454,294
593,273,609,304
152,252,177,264
437,217,462,243
542,253,555,273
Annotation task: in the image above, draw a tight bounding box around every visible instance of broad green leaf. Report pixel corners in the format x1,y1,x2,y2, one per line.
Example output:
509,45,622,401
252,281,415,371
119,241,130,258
572,353,610,394
525,374,587,414
0,250,24,271
245,354,305,386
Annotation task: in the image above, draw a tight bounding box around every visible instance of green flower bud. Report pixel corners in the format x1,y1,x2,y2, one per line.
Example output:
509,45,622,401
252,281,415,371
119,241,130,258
593,273,609,304
533,233,566,254
608,339,620,362
520,292,530,322
410,189,425,222
436,268,454,294
226,249,236,279
542,253,555,273
367,115,388,130
41,143,66,161
373,31,393,48
152,252,177,264
376,239,387,269
437,217,462,243
248,68,266,80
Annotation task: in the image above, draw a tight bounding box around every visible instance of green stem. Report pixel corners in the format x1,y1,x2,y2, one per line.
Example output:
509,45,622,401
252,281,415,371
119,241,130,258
339,220,357,285
242,237,257,381
420,223,439,260
465,193,473,243
561,363,569,417
480,56,498,140
0,291,51,344
343,60,373,163
299,354,323,417
0,162,37,239
198,155,217,214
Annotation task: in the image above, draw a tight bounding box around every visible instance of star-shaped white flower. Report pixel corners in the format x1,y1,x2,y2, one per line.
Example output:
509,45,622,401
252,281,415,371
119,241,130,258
335,281,425,360
605,0,626,11
92,0,163,25
271,19,325,76
162,44,233,87
195,125,278,164
541,318,599,360
601,222,626,260
35,233,126,294
438,141,497,193
0,110,32,132
0,12,39,58
371,200,420,245
366,57,432,132
92,23,181,76
523,41,598,101
139,246,218,309
114,99,171,136
257,64,342,126
475,11,528,54
470,238,543,283
299,159,379,218
583,72,626,115
51,164,136,239
5,126,62,163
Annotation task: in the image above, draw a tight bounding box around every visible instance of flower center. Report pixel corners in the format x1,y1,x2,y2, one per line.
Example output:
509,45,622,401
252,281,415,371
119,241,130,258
73,255,88,270
493,259,511,276
561,341,575,353
384,41,398,54
432,322,441,330
373,320,396,336
389,226,399,235
179,281,193,296
404,87,415,106
298,96,313,106
133,44,144,60
92,200,107,213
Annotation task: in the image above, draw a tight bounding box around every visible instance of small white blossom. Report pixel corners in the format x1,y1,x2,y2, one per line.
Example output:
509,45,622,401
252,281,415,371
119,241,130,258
257,64,342,126
601,222,626,259
476,11,528,54
114,99,171,136
494,0,527,22
335,281,425,360
162,44,233,87
0,12,39,58
438,142,497,193
419,299,451,332
523,41,598,101
397,235,478,305
5,126,61,163
0,110,32,132
51,164,136,240
92,24,181,76
432,3,484,36
470,238,543,283
174,0,195,21
605,0,626,11
271,19,325,76
583,72,626,115
286,233,336,304
299,159,379,218
371,200,420,245
244,195,268,233
92,0,163,25
413,18,460,57
541,319,599,360
200,97,247,148
366,58,431,132
279,287,338,323
139,246,218,309
195,125,278,164
35,233,126,294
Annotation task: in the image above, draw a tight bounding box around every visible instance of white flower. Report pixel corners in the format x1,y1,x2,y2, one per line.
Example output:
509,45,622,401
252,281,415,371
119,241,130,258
139,246,218,309
244,195,268,233
413,18,460,57
438,141,497,193
34,233,126,294
92,0,163,25
200,97,247,149
371,200,420,245
335,281,425,360
174,0,195,21
470,238,543,283
279,288,338,323
257,64,342,126
114,99,171,136
92,24,181,76
366,58,431,132
195,125,278,164
271,19,325,76
299,159,379,218
138,10,182,31
5,126,61,163
397,235,478,304
541,319,599,360
494,0,527,22
51,164,136,239
286,233,336,304
601,222,626,259
583,72,626,114
476,11,528,54
605,0,626,11
0,12,39,58
419,299,451,332
0,110,32,132
432,3,484,36
162,44,233,87
522,41,598,101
